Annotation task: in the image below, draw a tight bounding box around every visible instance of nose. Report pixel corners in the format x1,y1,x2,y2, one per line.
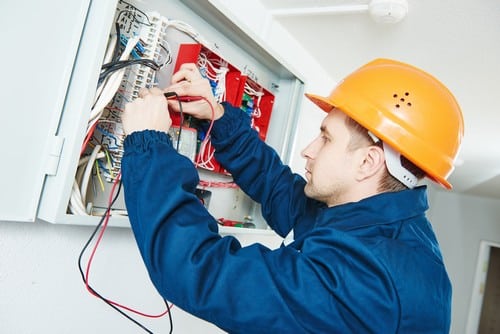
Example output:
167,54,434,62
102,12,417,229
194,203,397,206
301,137,317,160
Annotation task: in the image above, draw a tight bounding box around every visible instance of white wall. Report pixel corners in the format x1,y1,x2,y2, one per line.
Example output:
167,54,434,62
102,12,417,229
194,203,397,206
0,221,226,333
427,187,500,334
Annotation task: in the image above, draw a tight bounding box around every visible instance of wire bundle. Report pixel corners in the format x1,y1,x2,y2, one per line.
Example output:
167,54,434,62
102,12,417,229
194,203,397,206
78,173,173,333
243,81,265,135
197,52,229,103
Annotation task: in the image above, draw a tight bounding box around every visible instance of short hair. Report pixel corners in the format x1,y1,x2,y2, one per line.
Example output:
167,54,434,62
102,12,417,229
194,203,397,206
344,116,425,192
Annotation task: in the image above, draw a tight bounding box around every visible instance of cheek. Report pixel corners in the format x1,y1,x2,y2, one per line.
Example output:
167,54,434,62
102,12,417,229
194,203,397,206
314,147,339,175
315,147,355,179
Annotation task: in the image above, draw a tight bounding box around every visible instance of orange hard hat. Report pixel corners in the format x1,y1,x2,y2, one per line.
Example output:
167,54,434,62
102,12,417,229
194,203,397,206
305,58,464,189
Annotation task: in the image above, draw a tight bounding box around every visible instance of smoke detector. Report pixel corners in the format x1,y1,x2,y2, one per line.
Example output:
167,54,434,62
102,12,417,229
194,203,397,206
369,0,408,24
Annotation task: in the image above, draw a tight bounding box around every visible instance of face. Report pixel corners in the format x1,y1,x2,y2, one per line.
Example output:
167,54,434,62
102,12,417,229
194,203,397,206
301,109,364,206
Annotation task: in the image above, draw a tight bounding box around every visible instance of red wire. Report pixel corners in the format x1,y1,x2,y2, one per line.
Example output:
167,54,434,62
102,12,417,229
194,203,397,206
195,96,216,168
81,122,98,156
84,172,172,318
83,95,215,317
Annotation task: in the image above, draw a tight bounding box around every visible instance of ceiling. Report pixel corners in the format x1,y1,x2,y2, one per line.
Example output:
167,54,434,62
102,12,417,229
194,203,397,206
258,0,500,198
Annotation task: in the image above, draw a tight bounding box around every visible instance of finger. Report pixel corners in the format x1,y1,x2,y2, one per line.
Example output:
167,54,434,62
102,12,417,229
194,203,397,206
149,87,164,96
179,63,198,72
164,80,191,98
139,87,150,98
171,64,202,84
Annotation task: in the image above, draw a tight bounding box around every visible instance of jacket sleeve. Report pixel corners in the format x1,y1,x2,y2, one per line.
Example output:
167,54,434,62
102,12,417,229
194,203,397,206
121,130,400,334
209,103,319,238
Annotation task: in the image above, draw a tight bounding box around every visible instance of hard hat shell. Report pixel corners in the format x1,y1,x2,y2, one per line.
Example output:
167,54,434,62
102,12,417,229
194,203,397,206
305,58,464,189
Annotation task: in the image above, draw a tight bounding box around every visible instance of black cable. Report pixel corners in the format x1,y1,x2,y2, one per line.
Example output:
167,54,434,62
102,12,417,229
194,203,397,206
77,180,173,333
119,1,153,26
101,58,160,71
99,59,160,85
166,301,173,334
164,92,185,153
112,21,122,61
159,44,173,67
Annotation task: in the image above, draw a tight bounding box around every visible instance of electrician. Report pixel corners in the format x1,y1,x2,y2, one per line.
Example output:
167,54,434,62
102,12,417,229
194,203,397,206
121,59,464,333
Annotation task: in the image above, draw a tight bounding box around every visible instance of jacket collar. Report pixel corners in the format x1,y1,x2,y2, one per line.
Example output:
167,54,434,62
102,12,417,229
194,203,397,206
315,186,429,231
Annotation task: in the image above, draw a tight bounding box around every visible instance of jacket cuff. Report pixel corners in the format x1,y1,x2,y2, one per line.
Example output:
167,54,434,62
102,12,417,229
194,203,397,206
211,102,250,143
123,130,172,153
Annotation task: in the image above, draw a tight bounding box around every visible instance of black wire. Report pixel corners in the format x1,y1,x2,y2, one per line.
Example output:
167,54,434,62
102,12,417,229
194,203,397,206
77,180,173,333
164,92,184,153
112,21,122,61
119,1,153,26
159,44,173,67
101,58,160,70
99,59,160,85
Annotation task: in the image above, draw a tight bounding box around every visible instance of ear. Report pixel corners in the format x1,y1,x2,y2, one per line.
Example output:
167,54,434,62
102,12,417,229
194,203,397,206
355,145,386,181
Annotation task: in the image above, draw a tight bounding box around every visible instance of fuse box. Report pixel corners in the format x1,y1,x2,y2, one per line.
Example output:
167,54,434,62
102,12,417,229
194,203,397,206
6,0,304,233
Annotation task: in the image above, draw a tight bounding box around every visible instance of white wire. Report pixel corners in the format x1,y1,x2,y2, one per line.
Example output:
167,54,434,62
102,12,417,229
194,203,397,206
163,19,211,46
244,82,264,118
70,180,87,215
70,147,108,215
80,145,102,205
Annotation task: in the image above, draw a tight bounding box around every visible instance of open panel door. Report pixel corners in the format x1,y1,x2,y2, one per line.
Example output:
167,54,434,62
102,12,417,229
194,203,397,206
0,0,90,222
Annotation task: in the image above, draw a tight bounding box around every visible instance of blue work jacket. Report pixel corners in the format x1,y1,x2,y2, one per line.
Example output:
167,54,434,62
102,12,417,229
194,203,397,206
121,103,452,333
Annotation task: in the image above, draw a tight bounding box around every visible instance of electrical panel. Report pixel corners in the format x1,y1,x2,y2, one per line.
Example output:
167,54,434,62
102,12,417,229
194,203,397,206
16,0,303,233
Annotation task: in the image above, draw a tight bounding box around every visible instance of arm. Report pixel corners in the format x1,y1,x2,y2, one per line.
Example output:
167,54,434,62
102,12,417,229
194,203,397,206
210,102,319,237
164,63,319,237
121,130,400,333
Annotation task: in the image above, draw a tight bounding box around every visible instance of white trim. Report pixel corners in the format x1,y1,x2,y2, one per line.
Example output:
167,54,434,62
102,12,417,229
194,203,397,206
466,240,500,334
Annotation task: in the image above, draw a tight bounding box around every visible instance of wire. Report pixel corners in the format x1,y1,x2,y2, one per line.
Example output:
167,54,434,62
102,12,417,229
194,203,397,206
112,22,122,61
80,145,102,204
118,1,153,27
99,59,160,85
164,92,185,153
78,173,173,333
195,96,216,169
163,19,210,46
198,180,238,189
94,160,105,192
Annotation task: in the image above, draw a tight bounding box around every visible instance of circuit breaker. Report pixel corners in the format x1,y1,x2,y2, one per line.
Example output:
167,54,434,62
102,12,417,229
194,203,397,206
4,0,304,233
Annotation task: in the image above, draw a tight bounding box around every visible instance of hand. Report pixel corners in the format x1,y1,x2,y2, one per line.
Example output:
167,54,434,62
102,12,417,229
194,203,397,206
165,63,224,121
122,87,172,135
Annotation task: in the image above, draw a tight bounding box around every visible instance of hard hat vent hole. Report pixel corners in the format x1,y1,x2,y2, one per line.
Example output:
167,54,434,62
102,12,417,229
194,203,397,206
393,92,412,109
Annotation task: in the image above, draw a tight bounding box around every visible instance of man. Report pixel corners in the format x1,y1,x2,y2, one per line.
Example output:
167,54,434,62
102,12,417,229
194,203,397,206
121,59,464,333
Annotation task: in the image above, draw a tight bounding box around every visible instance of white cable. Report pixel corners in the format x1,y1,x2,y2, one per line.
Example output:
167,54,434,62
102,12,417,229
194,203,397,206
80,145,102,205
70,180,87,215
244,82,264,118
164,19,211,46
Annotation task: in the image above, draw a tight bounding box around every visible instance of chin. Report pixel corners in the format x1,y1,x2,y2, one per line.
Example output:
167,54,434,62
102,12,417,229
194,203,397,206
303,185,317,200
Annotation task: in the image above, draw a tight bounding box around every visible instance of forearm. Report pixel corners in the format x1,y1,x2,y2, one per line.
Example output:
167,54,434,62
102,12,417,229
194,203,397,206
121,130,305,332
210,103,314,237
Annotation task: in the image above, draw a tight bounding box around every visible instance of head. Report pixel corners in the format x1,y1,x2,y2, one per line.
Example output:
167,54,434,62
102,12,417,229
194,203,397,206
302,108,424,207
303,58,464,206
